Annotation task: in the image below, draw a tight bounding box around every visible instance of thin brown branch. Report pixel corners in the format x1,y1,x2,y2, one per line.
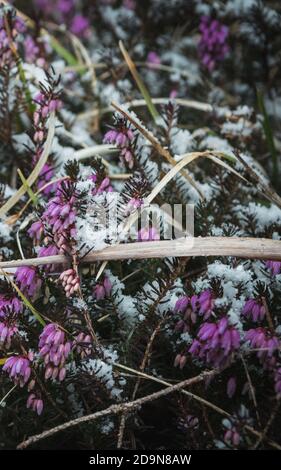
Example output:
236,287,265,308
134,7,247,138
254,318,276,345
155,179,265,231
240,354,261,426
252,401,280,450
117,316,166,448
17,369,216,449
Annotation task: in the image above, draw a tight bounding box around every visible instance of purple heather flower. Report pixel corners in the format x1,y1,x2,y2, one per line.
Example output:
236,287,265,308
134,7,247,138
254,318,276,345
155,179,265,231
198,16,229,71
24,34,46,66
43,188,76,232
138,227,160,242
90,174,113,195
70,15,90,37
242,299,266,322
38,244,59,272
57,0,74,14
59,268,80,297
94,277,112,300
28,220,44,242
120,147,134,168
175,296,189,313
265,260,281,276
15,266,42,299
190,289,214,320
24,36,40,63
189,317,240,368
125,197,143,215
224,426,240,447
147,51,161,67
174,353,187,369
174,296,197,331
0,297,21,349
0,294,22,317
245,328,279,366
104,127,134,147
169,89,178,99
197,289,215,319
178,415,199,431
38,244,59,258
104,120,135,168
26,393,44,415
227,376,237,398
37,163,56,195
3,355,32,387
39,323,72,381
42,182,77,251
0,319,18,349
73,332,92,358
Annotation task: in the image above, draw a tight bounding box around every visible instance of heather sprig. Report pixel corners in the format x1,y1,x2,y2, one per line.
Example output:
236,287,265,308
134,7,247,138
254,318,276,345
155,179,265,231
198,16,229,71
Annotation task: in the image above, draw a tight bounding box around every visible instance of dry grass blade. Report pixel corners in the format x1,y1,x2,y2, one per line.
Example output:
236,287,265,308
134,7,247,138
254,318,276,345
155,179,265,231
234,151,281,210
1,0,34,26
70,33,97,92
0,113,55,217
77,97,213,121
119,41,159,122
74,145,118,165
206,154,248,184
111,101,205,199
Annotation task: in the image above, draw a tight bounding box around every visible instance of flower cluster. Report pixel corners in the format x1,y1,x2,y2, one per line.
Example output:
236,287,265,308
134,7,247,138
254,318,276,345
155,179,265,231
265,260,281,276
0,310,18,350
34,0,90,38
90,174,113,196
245,328,279,368
104,119,135,169
26,393,44,415
224,424,240,447
174,296,196,333
191,289,215,320
198,16,229,71
0,289,22,350
0,292,22,316
59,268,80,297
147,51,161,67
27,180,78,278
15,266,42,299
3,354,32,387
242,298,266,322
39,323,72,381
72,332,92,358
138,227,160,242
94,277,112,300
226,376,237,398
189,317,240,368
41,180,77,248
